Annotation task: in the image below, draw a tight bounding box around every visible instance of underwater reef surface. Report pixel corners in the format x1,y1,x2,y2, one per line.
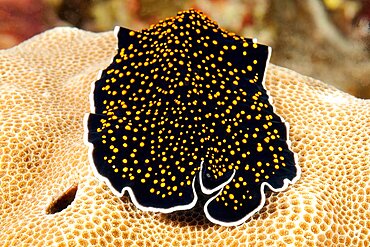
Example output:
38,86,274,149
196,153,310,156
0,27,369,246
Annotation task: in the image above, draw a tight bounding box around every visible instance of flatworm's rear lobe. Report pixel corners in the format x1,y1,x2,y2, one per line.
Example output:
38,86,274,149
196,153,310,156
85,9,300,226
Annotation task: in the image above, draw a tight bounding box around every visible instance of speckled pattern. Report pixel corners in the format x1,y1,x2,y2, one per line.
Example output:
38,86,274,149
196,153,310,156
86,9,300,226
0,27,369,246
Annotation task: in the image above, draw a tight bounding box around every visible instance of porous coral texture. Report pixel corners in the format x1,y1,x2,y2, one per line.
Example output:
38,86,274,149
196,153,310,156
0,27,369,247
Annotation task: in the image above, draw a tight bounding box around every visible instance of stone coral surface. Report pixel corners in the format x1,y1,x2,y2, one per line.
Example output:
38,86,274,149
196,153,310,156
0,27,369,246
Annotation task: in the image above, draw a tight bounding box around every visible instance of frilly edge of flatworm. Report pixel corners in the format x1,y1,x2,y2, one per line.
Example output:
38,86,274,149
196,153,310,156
200,45,300,226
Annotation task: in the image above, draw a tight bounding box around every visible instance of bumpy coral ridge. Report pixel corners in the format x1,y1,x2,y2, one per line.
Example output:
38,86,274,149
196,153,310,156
0,27,369,246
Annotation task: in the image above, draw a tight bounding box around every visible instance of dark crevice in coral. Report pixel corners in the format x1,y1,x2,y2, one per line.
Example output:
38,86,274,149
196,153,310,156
46,183,78,214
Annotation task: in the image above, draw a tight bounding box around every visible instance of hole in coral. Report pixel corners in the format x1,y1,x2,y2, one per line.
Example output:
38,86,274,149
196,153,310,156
46,183,78,214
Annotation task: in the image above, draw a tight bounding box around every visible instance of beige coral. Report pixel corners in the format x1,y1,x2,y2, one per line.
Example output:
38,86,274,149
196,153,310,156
0,27,369,246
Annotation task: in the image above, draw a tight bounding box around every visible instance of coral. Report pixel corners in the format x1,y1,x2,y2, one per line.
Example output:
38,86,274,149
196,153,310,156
0,27,369,246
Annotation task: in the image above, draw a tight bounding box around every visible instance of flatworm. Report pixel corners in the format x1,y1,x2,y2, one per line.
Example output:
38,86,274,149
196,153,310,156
84,9,301,226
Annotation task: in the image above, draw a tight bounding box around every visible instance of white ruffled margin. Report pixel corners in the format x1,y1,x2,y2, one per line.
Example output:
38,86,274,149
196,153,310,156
203,44,301,226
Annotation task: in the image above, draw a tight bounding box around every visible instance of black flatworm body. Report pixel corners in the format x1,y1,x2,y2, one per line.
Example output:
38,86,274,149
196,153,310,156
85,9,301,226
